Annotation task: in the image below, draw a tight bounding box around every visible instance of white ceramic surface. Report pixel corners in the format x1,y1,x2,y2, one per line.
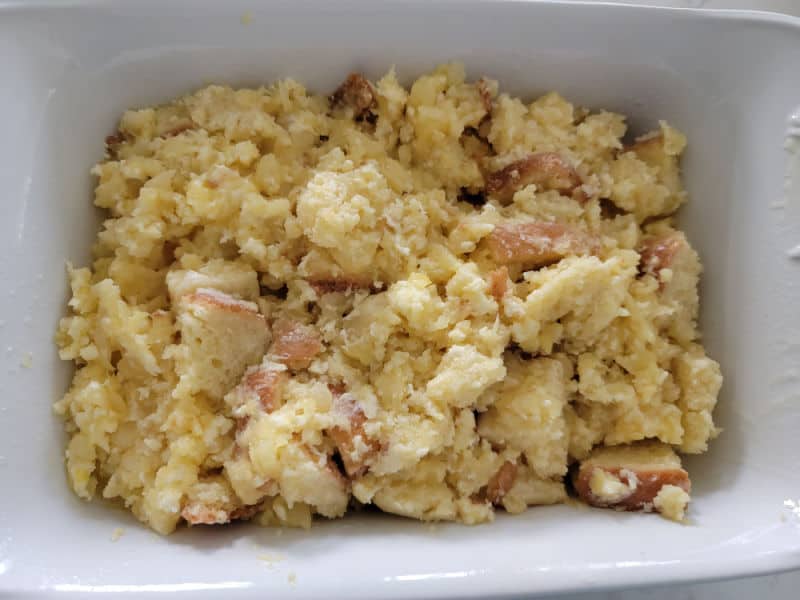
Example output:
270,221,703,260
1,1,799,598
559,0,800,16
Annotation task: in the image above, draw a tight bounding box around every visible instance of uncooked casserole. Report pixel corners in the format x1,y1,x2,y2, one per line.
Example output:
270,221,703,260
55,64,722,534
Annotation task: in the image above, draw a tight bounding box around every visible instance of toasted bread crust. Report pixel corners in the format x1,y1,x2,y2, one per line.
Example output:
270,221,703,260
638,233,684,277
573,465,690,510
327,388,382,478
330,73,377,118
308,277,371,295
486,461,518,505
185,288,262,316
241,365,288,413
572,443,691,514
486,153,581,203
486,222,599,268
269,319,322,370
476,78,494,114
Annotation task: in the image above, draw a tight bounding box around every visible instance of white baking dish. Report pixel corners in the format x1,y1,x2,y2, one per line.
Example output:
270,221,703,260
1,1,799,598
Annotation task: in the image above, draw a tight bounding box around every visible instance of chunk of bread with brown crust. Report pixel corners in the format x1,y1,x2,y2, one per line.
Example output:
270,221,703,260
638,228,701,342
174,288,269,400
222,359,286,507
476,77,495,114
167,260,260,304
268,318,323,370
486,222,600,269
225,358,288,418
104,131,127,158
486,153,581,203
638,231,698,286
572,441,691,520
291,441,350,518
486,460,517,505
639,234,683,280
308,277,372,296
330,73,376,118
327,388,382,478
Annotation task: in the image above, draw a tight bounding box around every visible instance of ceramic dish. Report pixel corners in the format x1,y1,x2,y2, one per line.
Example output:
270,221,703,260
1,1,799,598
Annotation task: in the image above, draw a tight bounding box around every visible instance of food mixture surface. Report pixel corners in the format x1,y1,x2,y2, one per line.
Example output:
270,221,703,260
55,65,722,534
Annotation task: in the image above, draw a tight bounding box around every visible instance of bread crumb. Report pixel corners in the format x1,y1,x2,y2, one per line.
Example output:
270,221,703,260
653,484,690,522
20,352,33,369
287,572,297,585
240,12,252,25
111,527,125,542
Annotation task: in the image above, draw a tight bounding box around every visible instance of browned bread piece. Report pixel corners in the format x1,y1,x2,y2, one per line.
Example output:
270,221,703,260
327,387,382,478
486,222,599,269
268,318,322,370
572,441,691,520
486,461,518,505
637,228,701,344
166,260,260,304
486,153,581,203
330,73,376,118
174,288,269,400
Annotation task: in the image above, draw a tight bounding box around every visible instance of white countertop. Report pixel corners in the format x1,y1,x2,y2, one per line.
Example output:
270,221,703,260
543,4,799,600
